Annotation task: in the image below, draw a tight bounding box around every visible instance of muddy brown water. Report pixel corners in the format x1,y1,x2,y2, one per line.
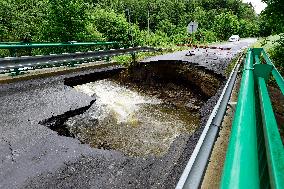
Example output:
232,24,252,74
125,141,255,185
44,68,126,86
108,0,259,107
71,79,200,157
43,61,224,157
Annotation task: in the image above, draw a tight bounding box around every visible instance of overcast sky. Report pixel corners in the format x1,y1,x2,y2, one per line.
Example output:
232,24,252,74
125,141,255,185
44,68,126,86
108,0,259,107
242,0,267,14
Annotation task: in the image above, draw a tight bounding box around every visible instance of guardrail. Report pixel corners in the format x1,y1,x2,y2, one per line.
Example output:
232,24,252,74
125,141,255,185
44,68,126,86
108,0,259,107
221,48,284,189
0,41,120,57
0,41,118,49
0,46,156,75
175,53,243,189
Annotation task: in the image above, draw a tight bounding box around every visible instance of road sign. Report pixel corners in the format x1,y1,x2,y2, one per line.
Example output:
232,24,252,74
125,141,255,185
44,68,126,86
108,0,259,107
187,22,198,34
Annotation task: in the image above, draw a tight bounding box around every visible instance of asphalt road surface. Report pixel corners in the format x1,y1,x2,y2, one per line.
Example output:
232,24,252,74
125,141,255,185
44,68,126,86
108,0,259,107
144,38,256,75
0,38,256,189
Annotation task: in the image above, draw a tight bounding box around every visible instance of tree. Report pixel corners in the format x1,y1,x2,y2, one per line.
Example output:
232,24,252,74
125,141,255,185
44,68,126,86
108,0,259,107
0,0,46,41
239,19,259,38
90,8,132,44
213,12,240,40
40,0,88,42
268,34,284,76
262,0,284,33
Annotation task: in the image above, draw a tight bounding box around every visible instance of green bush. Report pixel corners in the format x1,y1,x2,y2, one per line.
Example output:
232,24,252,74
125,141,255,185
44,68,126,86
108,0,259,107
40,0,88,42
239,19,259,38
140,30,171,47
90,8,132,45
268,34,284,76
195,29,218,43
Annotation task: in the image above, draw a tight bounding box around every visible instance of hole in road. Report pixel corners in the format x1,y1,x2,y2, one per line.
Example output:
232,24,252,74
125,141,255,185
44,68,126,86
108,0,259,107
41,61,224,157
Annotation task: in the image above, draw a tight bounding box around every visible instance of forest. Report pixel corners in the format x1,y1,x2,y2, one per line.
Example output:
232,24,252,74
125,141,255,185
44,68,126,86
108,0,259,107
0,0,279,46
0,0,283,74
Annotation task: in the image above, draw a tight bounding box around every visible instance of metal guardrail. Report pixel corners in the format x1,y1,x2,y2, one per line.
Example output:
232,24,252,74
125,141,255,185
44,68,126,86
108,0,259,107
221,48,284,189
0,46,156,75
176,54,243,189
0,41,120,57
0,41,119,50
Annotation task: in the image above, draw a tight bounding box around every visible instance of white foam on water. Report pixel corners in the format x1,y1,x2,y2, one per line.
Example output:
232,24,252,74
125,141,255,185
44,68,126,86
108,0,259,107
74,79,162,123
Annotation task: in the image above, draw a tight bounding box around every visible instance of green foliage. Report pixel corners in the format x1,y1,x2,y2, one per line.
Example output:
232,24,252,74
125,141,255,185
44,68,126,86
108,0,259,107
191,7,209,29
0,0,46,41
0,0,262,49
171,27,190,44
213,12,240,40
239,19,259,38
112,54,133,67
257,34,284,85
143,31,171,47
91,8,130,44
40,0,88,42
237,2,257,21
157,20,177,36
261,0,284,34
195,29,218,43
268,34,284,76
258,13,274,37
0,0,13,41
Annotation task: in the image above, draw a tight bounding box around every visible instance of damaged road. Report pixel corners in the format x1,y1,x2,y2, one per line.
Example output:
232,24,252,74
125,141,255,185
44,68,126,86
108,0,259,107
0,39,256,189
144,38,256,75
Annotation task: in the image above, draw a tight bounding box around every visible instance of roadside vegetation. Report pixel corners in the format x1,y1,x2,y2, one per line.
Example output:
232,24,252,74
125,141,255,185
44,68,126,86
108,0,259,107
257,0,284,76
1,0,260,47
0,0,283,72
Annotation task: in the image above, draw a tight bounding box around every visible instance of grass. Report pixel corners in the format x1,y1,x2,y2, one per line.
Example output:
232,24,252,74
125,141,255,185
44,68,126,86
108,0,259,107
225,52,244,77
112,39,230,67
253,34,281,51
112,45,190,66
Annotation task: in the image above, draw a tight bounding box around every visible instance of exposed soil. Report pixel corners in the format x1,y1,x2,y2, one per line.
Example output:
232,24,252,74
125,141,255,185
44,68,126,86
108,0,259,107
119,61,224,98
269,86,284,144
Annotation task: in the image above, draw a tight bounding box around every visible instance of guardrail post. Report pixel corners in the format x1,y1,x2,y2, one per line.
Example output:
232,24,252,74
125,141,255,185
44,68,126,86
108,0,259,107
131,53,136,63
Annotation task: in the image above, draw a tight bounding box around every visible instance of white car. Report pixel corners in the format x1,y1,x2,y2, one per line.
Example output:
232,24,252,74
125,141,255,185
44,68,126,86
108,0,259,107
228,35,240,42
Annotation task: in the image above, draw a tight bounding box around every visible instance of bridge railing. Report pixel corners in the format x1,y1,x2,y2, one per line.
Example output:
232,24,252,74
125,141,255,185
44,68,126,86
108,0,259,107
0,41,120,57
221,48,284,189
0,43,156,75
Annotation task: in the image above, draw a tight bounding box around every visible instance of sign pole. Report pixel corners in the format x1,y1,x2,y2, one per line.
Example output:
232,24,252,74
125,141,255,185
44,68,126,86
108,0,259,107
192,25,194,45
187,21,198,46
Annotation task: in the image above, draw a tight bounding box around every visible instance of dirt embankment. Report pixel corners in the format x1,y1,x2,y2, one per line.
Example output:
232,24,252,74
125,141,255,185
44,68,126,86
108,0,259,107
117,61,224,98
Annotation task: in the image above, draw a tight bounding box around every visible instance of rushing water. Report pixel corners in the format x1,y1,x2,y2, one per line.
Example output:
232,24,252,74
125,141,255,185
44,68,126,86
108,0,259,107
70,79,200,157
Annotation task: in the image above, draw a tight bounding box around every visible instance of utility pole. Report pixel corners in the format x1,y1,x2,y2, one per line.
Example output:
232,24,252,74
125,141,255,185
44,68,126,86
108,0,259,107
147,9,150,46
147,10,150,36
126,8,134,47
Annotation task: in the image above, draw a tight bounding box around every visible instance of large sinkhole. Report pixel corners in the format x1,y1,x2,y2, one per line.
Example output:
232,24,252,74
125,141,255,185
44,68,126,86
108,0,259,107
42,61,224,157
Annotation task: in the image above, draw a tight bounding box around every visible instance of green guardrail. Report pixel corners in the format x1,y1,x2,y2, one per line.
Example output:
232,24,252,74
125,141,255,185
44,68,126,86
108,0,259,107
221,48,284,189
0,41,118,49
0,41,120,57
